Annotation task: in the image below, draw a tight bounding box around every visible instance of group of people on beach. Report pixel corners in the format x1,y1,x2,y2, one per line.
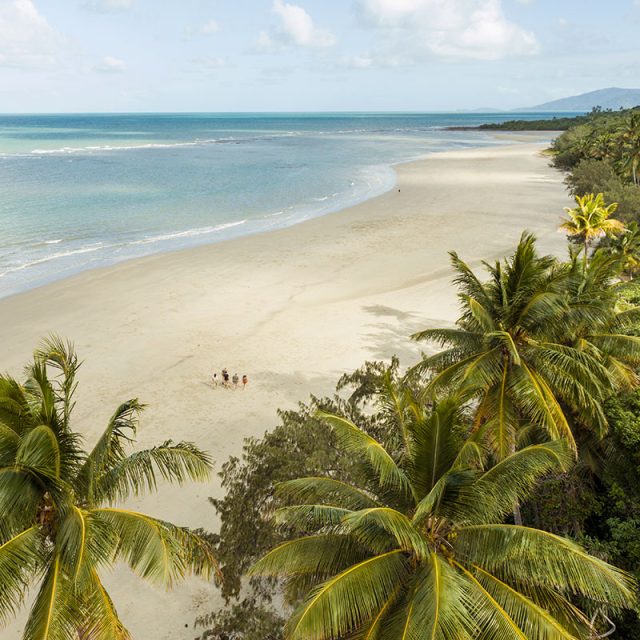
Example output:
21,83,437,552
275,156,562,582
212,368,248,390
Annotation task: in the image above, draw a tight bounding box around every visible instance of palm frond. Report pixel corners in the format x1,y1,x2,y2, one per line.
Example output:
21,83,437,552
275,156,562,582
92,508,218,587
0,526,45,626
448,251,493,310
75,399,144,504
33,335,80,431
16,425,61,478
76,569,131,640
463,441,571,525
472,565,579,640
275,505,353,531
406,395,464,498
340,508,427,559
315,411,411,500
284,550,409,640
412,468,478,525
0,468,46,522
0,423,21,466
91,440,212,505
249,534,370,580
276,477,380,510
453,524,636,609
23,554,75,640
510,364,576,451
453,559,528,640
389,555,476,640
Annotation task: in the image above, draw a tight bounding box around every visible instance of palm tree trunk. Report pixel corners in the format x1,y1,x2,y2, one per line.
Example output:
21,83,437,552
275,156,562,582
513,502,523,526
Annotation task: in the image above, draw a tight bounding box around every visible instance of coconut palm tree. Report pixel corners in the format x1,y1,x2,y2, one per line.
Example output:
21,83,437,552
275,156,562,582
411,233,619,462
250,399,635,640
559,193,625,269
619,112,640,186
603,221,640,280
620,138,640,186
0,337,218,640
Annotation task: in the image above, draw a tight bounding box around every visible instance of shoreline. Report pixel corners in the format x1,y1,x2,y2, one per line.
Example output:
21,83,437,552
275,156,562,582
0,138,570,639
0,131,541,301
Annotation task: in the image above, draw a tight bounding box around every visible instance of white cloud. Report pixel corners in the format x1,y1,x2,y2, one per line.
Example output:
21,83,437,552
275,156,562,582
198,56,227,69
85,0,134,11
255,30,279,52
257,0,335,51
0,0,64,68
184,18,220,39
199,19,220,35
93,55,126,73
358,0,538,60
341,53,410,69
343,55,374,69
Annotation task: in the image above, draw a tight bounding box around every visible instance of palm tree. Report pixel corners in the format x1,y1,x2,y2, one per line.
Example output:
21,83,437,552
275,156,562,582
559,193,625,269
0,337,219,639
250,399,635,640
411,233,619,462
619,112,640,186
620,139,640,186
603,221,640,280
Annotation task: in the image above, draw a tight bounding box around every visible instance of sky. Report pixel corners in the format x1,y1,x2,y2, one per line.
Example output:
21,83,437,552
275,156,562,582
0,0,639,112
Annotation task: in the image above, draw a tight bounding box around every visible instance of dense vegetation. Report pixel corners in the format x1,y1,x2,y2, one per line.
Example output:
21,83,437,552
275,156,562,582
552,108,640,223
197,219,640,638
0,338,218,639
476,114,592,131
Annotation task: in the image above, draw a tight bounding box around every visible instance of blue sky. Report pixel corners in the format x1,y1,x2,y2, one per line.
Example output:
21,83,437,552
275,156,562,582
0,0,639,112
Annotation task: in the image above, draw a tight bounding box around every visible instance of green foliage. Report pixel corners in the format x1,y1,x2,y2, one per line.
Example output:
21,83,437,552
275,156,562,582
0,337,218,639
565,160,640,222
200,236,640,639
550,107,640,232
559,193,625,264
552,107,640,170
478,114,591,131
249,379,635,640
208,359,408,602
194,598,284,640
566,158,620,196
413,233,640,461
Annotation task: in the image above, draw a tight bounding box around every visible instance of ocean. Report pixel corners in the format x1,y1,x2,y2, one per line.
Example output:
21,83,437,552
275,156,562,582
0,112,571,298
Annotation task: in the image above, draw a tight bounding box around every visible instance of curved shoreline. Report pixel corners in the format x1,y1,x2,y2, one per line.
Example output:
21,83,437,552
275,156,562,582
0,137,569,640
1,131,536,301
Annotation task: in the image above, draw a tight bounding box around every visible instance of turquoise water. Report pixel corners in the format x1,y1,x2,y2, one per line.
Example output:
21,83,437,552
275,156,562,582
0,112,571,297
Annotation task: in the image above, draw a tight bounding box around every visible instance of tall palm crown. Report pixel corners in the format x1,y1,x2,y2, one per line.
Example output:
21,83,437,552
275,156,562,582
411,234,629,459
559,250,640,388
250,394,635,640
0,338,218,640
559,193,625,265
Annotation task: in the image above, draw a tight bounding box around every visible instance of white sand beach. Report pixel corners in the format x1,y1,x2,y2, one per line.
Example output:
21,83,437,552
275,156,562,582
0,138,571,639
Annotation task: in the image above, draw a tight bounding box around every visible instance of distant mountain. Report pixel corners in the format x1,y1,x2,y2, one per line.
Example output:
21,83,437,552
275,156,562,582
518,87,640,112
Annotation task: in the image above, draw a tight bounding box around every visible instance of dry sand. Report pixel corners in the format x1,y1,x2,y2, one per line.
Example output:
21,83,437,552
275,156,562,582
0,138,571,639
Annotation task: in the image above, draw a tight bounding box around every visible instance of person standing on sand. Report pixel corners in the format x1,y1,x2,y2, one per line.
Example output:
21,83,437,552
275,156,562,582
212,372,218,388
232,373,239,389
242,374,248,389
222,369,230,388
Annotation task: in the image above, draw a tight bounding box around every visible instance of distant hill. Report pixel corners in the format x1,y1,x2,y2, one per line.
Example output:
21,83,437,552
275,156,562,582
518,87,640,112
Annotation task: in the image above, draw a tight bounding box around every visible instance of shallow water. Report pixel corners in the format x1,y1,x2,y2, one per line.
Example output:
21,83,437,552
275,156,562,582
0,112,574,297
